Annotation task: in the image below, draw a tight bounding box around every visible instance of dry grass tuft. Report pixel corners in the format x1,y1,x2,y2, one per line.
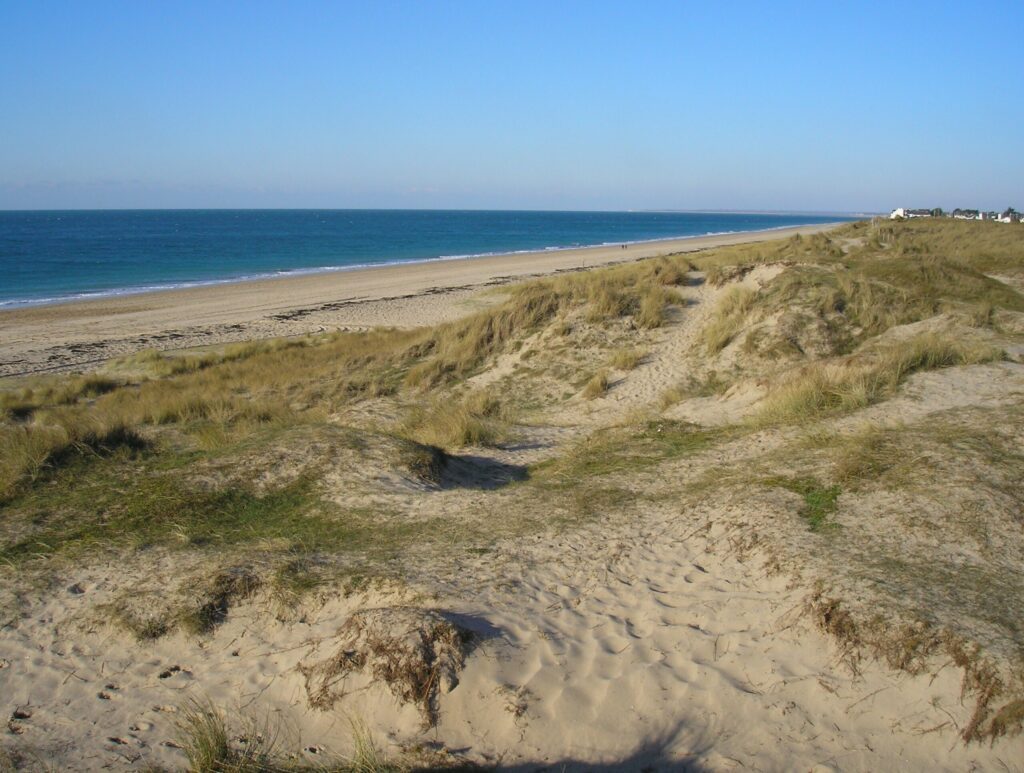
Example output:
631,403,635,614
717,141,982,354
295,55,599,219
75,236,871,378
400,389,513,450
636,286,675,329
826,424,907,486
755,332,1004,426
610,348,646,371
703,286,758,352
0,413,147,500
582,370,610,400
300,607,471,729
180,566,263,637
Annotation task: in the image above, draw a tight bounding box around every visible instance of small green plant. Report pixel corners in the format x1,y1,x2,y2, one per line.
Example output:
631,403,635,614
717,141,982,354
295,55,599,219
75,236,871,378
764,476,841,531
176,699,272,771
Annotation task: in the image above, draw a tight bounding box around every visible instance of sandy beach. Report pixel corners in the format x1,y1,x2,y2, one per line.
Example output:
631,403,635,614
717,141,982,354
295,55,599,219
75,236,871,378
0,224,839,377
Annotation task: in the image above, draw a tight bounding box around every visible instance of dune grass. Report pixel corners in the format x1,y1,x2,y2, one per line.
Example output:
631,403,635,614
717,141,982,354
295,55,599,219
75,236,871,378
534,419,728,484
693,220,1024,362
0,373,123,420
406,258,685,388
702,286,758,352
754,332,1004,426
400,389,513,450
0,436,443,571
582,370,610,400
610,347,646,371
175,701,402,772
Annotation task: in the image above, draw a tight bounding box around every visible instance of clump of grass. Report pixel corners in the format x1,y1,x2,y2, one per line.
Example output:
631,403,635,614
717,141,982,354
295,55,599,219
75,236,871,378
400,390,512,450
636,286,674,329
755,332,1004,426
405,283,567,388
177,703,400,772
0,413,147,500
177,700,246,771
582,370,610,400
659,371,733,410
0,373,123,420
704,263,752,287
399,440,448,484
703,286,757,352
585,285,634,322
764,476,841,531
658,385,687,410
404,257,688,388
825,424,905,486
100,598,174,641
610,348,646,371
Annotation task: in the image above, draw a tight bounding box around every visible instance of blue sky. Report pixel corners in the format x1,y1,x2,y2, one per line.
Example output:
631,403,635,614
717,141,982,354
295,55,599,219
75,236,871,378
1,1,1021,211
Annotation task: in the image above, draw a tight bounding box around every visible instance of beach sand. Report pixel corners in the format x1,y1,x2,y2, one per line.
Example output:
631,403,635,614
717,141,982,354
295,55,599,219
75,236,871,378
0,224,838,377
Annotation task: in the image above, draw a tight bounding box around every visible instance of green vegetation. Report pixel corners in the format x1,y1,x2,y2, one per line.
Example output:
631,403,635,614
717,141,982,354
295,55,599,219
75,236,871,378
4,464,380,565
534,420,727,484
763,476,841,531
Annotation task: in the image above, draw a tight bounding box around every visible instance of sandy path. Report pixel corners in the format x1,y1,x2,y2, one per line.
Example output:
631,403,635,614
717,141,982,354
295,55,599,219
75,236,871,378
0,224,839,377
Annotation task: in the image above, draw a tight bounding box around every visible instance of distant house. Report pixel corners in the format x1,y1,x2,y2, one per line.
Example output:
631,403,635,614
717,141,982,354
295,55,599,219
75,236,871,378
889,207,934,219
889,206,1018,222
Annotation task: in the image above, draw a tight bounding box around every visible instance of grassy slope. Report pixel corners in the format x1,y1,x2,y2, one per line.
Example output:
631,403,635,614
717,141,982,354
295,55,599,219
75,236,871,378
2,218,1024,763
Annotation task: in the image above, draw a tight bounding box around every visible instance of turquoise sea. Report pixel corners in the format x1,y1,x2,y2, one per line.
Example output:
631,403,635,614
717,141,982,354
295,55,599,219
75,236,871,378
0,210,854,308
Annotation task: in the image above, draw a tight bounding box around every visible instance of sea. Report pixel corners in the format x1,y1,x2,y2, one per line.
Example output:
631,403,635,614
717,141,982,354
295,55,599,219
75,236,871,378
0,209,854,308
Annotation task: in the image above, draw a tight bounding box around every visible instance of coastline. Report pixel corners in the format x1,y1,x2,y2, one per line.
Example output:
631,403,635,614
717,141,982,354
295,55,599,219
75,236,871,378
0,222,842,377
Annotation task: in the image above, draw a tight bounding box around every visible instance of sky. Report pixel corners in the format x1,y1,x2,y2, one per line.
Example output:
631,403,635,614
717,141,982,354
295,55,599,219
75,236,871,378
1,1,1021,212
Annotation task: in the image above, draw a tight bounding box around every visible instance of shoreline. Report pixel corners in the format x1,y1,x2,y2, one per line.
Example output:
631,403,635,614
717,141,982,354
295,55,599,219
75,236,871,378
0,220,845,311
0,222,843,377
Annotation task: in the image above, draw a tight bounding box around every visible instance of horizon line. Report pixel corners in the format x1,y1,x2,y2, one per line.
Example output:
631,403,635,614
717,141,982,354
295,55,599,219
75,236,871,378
0,206,872,216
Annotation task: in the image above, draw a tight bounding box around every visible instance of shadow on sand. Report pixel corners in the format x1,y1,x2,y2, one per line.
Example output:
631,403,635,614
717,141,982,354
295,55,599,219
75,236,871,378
424,721,710,772
441,454,529,491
